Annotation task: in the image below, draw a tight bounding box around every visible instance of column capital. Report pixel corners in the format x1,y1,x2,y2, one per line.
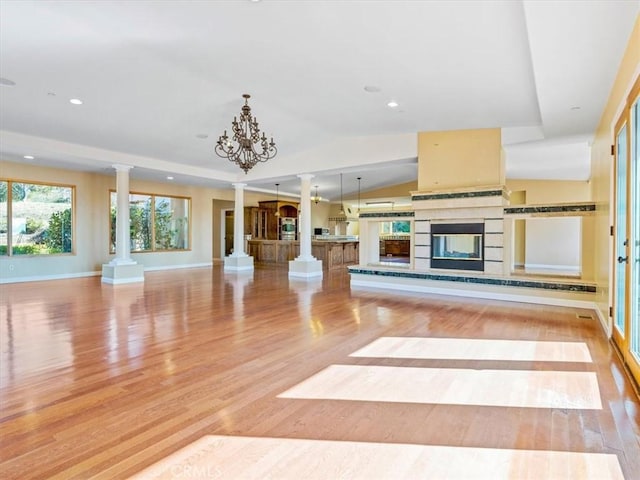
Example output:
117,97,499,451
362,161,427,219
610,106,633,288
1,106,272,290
112,164,133,172
297,173,314,181
231,182,247,189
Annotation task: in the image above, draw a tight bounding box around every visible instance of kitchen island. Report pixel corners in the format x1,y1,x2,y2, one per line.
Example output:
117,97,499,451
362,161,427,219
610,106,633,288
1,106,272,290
248,238,359,270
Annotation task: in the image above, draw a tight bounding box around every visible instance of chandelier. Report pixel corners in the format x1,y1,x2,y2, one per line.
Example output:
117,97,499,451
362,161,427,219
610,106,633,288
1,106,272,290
312,185,322,204
215,94,277,174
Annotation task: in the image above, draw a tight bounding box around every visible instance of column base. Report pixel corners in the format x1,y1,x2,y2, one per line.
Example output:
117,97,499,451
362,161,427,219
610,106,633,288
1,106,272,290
101,263,145,284
224,255,254,272
288,258,323,279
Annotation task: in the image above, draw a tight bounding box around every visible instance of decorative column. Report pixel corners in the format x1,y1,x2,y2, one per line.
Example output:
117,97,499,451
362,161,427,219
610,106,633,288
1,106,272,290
224,183,254,272
289,173,323,278
101,165,145,284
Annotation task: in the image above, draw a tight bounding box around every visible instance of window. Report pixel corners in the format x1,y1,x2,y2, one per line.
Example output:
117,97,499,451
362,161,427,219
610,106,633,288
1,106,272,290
0,180,74,256
379,221,411,235
110,191,190,253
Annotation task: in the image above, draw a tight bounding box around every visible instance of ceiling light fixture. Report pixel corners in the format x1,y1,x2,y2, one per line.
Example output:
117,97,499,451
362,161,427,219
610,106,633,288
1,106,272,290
69,98,83,105
23,155,35,160
357,177,362,213
339,173,345,215
275,183,281,216
215,94,277,174
387,101,399,108
312,185,321,204
364,85,381,93
167,176,174,180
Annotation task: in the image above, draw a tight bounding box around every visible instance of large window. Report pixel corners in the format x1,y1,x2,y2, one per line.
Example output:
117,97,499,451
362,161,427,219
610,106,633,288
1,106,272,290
380,221,411,235
110,191,190,253
0,180,74,256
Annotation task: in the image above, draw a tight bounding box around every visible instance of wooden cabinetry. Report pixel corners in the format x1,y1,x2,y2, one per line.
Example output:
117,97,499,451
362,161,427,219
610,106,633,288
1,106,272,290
248,240,358,269
383,239,410,256
246,201,299,240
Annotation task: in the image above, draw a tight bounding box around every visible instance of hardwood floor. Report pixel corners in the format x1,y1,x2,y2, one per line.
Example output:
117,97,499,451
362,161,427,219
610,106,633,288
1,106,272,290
1,264,639,479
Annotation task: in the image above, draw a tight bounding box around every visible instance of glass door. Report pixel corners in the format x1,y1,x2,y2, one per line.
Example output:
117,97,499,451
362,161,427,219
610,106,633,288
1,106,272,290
628,94,640,379
612,75,640,385
613,119,628,345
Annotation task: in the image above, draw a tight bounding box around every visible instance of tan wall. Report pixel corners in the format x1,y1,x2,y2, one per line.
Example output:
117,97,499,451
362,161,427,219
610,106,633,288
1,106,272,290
505,179,591,204
0,160,283,279
417,128,503,190
505,179,594,280
347,180,418,200
590,17,640,319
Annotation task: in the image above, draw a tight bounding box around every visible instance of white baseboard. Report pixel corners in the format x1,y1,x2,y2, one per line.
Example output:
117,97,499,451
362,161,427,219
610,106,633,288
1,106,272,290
1,262,214,284
593,305,611,337
0,270,101,284
524,263,580,272
144,262,213,271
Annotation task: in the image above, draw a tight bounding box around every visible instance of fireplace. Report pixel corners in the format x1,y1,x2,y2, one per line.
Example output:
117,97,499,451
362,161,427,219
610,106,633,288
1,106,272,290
431,223,484,271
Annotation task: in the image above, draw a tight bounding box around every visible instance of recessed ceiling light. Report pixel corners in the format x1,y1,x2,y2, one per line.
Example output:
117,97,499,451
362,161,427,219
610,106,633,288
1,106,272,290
364,85,381,93
570,106,581,110
387,101,399,108
23,155,35,160
47,92,56,96
167,176,174,180
69,98,83,105
0,77,16,86
196,134,209,139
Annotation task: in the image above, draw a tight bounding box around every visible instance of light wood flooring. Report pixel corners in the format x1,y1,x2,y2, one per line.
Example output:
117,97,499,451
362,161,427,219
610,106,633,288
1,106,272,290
1,264,639,479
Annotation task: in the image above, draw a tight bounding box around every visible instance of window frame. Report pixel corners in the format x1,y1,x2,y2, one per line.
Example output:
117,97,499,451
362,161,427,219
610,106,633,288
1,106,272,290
0,178,76,257
109,190,192,254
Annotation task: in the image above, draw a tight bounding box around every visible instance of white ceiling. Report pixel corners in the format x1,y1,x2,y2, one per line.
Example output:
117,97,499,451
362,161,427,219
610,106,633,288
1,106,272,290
0,0,637,201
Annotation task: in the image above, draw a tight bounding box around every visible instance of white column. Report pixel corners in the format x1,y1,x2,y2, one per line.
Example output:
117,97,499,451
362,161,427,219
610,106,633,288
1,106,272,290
110,164,135,266
297,173,314,261
102,164,144,284
224,183,254,271
289,173,323,278
231,183,248,257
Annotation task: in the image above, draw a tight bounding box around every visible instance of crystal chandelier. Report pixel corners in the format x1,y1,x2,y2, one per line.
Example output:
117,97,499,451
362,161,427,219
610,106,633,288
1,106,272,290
215,94,277,174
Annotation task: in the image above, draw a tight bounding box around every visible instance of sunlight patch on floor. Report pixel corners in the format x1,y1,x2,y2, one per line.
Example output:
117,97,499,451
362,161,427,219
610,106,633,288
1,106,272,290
350,337,593,362
130,435,623,480
279,365,602,409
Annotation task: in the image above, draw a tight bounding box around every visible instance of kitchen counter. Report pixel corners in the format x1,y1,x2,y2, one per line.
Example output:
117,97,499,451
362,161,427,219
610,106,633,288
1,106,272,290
248,239,359,269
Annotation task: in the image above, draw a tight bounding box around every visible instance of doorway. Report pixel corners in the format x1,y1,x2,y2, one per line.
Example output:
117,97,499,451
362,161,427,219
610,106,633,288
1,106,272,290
223,209,234,257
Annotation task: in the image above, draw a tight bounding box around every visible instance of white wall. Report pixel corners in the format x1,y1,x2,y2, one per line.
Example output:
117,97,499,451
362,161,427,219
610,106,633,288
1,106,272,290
524,217,581,272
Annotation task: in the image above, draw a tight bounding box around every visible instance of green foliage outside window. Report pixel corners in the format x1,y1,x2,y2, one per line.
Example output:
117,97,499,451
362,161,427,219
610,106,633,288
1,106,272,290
110,192,189,253
0,180,73,256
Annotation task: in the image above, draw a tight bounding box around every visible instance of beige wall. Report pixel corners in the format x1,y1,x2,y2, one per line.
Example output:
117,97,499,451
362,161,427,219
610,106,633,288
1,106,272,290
417,128,503,191
0,160,280,280
506,179,594,281
590,17,640,320
347,180,418,200
505,179,591,204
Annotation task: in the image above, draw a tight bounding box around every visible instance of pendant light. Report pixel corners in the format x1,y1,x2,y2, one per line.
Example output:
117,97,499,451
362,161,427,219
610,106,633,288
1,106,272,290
357,177,361,213
312,185,321,204
274,183,280,217
339,173,345,215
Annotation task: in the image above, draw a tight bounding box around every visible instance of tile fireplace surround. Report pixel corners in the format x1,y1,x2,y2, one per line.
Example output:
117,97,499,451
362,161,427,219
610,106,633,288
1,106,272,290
350,185,597,312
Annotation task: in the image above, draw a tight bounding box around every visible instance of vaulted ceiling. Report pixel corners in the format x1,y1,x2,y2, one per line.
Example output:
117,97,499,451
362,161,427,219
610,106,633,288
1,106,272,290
0,1,637,201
